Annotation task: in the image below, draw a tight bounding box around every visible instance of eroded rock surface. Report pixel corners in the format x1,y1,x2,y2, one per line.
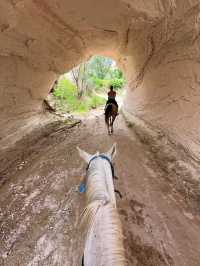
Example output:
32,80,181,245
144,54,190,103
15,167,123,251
0,1,200,264
0,0,200,156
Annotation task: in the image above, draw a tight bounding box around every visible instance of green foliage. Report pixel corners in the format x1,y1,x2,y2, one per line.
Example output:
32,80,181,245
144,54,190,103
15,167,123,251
52,55,126,114
53,78,76,98
86,56,126,90
91,77,110,89
91,77,125,90
109,68,123,79
88,95,106,109
110,78,125,89
53,77,105,113
88,56,113,79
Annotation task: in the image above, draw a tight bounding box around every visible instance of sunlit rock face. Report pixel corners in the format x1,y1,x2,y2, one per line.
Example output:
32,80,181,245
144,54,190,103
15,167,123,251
0,0,200,159
122,0,200,162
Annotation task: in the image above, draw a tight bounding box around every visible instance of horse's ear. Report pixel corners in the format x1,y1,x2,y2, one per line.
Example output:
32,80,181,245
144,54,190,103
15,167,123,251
77,147,93,163
106,143,117,160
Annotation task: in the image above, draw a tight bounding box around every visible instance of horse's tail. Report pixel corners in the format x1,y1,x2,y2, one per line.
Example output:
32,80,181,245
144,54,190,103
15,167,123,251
105,104,112,123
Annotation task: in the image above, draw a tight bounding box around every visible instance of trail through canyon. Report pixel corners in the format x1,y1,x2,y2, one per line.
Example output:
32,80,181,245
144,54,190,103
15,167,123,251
0,114,200,266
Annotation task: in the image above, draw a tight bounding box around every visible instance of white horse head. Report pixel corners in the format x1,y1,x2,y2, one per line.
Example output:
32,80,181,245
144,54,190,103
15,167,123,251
77,144,126,266
77,143,117,163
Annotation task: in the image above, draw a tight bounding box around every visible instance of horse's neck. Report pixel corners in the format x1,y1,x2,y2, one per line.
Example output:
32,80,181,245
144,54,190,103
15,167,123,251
84,159,125,266
87,159,116,207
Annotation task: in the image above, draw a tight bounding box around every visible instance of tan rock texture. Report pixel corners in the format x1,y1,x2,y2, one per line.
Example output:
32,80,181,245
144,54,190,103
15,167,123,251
1,1,200,264
0,0,200,158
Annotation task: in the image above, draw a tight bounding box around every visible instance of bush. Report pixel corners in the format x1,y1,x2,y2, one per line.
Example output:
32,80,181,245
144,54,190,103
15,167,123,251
110,78,125,89
91,76,125,91
88,95,106,109
91,77,110,89
53,78,76,99
52,77,106,114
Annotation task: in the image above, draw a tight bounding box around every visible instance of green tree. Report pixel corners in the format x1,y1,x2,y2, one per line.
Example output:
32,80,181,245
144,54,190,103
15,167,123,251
71,62,90,98
87,56,113,79
70,55,125,92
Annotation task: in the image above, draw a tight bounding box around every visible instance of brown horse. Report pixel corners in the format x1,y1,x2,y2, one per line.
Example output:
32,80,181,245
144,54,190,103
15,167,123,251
105,103,118,135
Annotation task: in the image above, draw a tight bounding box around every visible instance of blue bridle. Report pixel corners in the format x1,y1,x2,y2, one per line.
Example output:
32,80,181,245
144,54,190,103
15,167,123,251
79,154,115,193
86,154,114,177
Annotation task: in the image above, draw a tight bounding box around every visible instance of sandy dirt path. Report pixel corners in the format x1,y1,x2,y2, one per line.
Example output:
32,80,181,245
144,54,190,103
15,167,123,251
0,113,200,266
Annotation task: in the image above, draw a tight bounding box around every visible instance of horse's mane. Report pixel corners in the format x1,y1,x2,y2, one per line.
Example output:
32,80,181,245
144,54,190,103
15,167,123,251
81,158,126,265
81,200,125,265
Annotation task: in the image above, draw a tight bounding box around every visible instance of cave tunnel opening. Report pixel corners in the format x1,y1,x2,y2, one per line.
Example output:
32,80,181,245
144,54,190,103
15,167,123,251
45,55,127,117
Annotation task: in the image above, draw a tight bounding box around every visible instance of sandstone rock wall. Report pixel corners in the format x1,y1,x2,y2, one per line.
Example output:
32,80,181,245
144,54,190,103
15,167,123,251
122,0,200,161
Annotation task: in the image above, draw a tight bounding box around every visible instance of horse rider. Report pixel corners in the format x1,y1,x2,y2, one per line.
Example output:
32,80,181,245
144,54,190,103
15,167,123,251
105,85,118,109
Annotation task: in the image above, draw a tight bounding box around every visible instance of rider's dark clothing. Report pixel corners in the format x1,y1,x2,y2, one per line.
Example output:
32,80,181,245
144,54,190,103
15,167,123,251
106,98,118,108
105,90,118,108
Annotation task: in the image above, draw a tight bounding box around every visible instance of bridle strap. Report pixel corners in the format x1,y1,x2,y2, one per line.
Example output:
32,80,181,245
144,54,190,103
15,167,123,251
86,155,99,171
86,154,115,178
